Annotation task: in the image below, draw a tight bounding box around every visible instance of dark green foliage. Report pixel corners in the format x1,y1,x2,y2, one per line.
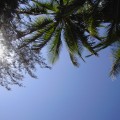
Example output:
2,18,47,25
110,42,120,78
18,0,100,67
88,0,120,77
1,0,120,89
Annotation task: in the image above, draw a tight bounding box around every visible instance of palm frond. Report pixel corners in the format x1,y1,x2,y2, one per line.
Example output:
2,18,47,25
69,53,79,67
20,22,55,48
29,17,53,32
48,26,62,64
19,29,46,48
32,0,57,12
43,26,56,40
19,17,53,38
64,22,80,66
63,0,71,5
77,31,98,56
32,22,58,50
110,43,120,78
87,17,99,37
64,22,78,54
94,22,120,51
17,2,47,15
67,19,85,61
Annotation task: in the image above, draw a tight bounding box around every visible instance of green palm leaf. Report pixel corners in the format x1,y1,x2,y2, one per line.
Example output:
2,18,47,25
80,35,98,56
29,17,53,33
18,2,47,15
48,27,62,63
94,22,120,51
110,43,120,78
32,0,57,12
20,22,55,48
32,22,58,50
64,23,78,53
64,21,81,66
18,17,53,38
87,17,99,37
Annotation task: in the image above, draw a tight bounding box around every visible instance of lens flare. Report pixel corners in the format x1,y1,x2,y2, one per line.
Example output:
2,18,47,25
0,33,5,58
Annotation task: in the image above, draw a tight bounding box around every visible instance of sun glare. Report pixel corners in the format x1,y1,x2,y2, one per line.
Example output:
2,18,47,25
0,33,5,58
0,32,16,64
0,32,7,59
0,46,4,56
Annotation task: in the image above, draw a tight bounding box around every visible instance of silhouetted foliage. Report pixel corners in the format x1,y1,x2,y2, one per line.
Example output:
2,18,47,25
110,42,120,78
0,0,50,90
0,0,120,89
87,0,120,77
17,0,102,66
17,0,120,78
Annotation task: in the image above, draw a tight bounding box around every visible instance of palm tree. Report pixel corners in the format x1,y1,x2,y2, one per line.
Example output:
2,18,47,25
91,0,120,51
18,0,100,66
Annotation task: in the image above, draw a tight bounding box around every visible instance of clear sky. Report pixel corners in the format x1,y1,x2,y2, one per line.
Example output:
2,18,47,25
0,47,120,120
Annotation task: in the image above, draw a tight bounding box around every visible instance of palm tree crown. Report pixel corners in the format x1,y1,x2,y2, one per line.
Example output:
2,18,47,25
19,0,100,66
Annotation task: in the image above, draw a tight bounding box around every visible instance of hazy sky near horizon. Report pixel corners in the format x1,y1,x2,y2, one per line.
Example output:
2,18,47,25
0,48,120,120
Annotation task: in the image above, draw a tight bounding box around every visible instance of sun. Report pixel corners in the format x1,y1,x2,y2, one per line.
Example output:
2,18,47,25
0,32,7,58
0,47,4,55
0,44,5,57
0,31,15,64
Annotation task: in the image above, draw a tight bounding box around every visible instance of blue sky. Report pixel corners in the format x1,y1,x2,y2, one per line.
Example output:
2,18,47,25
0,47,120,120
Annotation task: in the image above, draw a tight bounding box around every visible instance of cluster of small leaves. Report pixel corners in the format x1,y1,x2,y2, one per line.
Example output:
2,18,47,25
0,0,50,90
0,29,50,90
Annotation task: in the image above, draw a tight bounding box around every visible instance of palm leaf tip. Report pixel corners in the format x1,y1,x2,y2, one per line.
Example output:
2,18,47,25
48,27,62,64
69,53,79,67
110,62,120,80
110,45,120,78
